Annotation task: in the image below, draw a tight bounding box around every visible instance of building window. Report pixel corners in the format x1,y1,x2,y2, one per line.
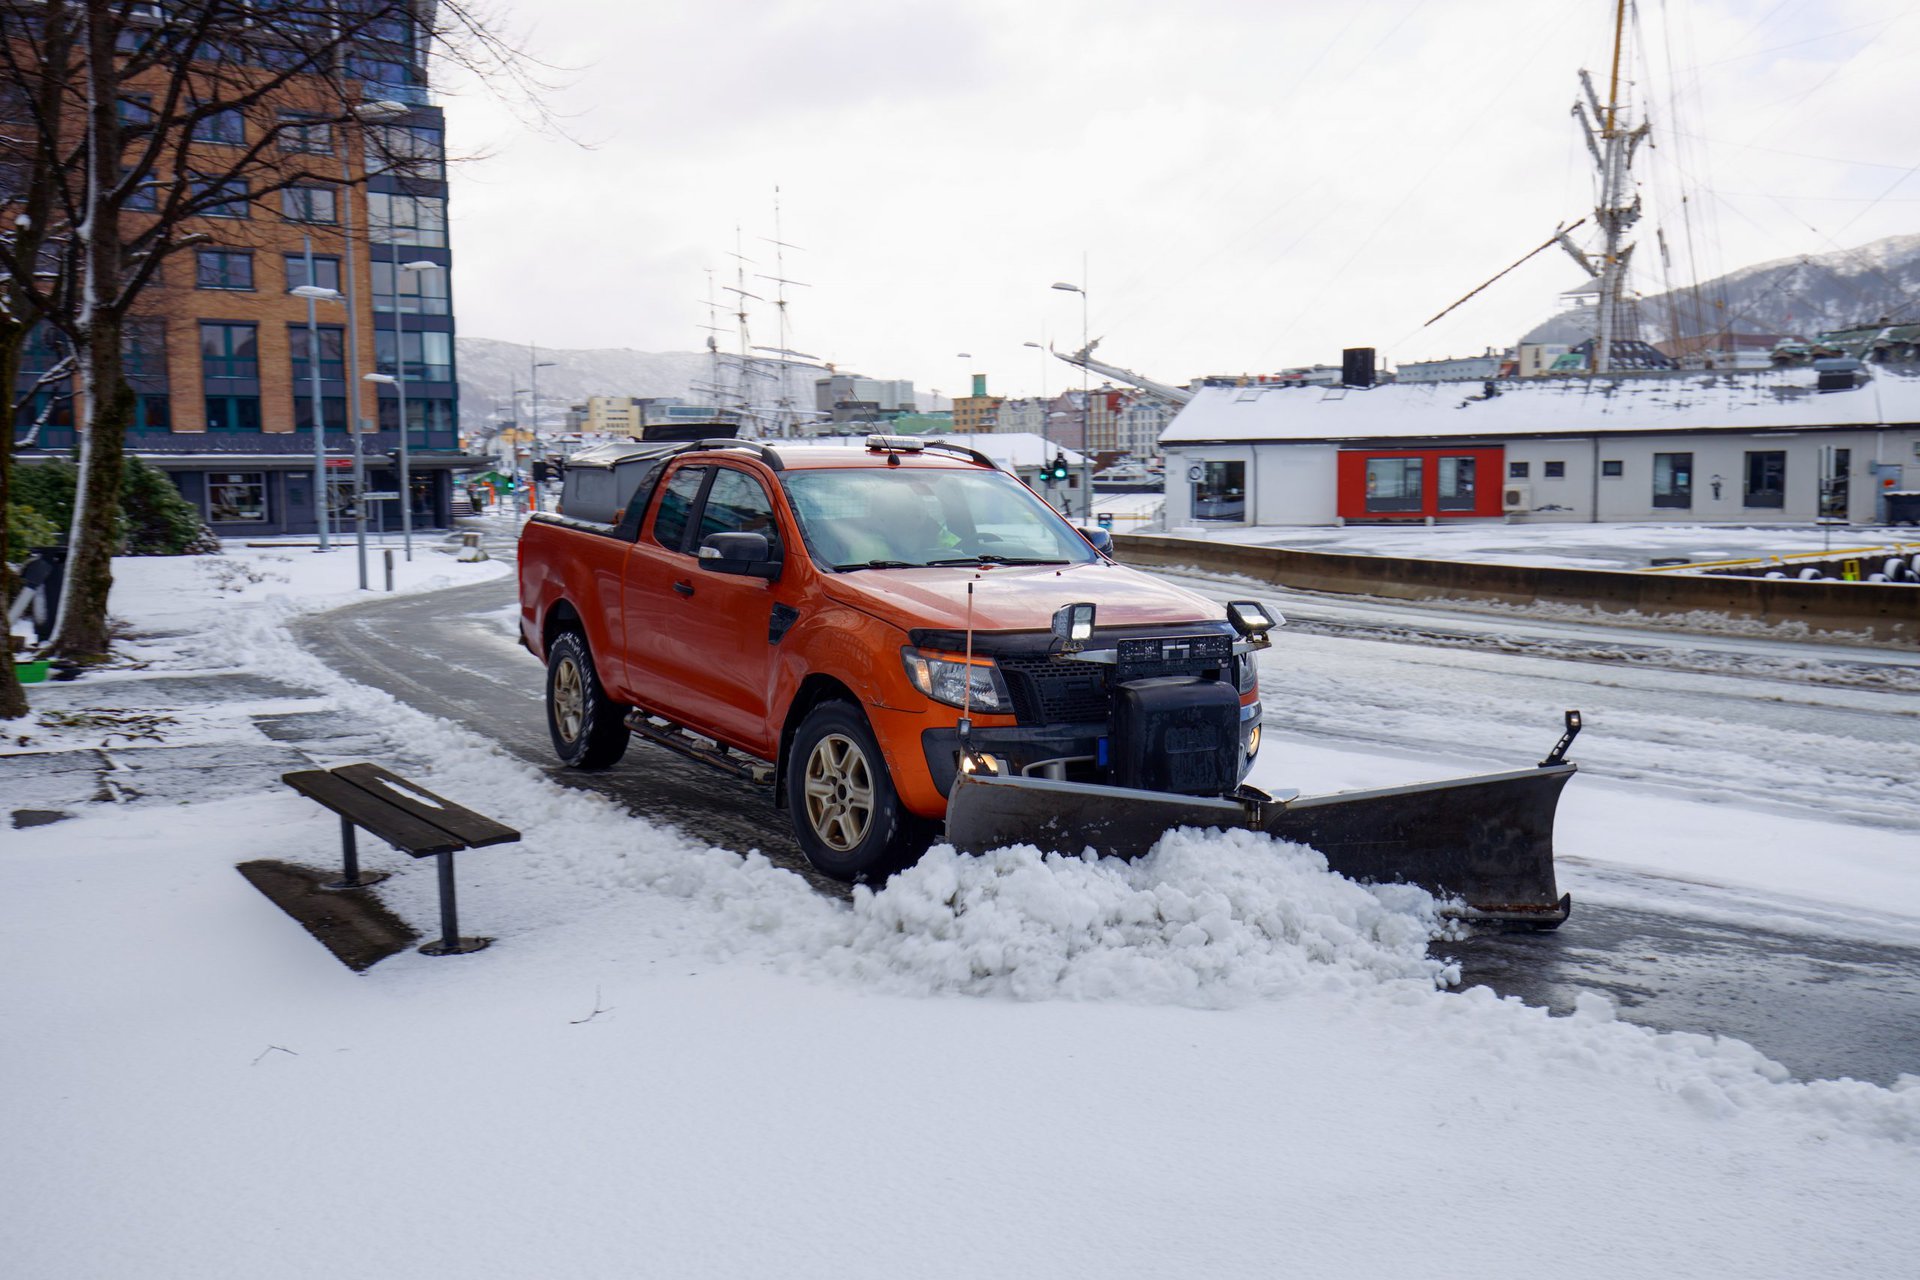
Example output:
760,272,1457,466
372,259,451,315
1543,460,1566,478
1744,450,1786,509
284,254,341,293
199,322,258,380
277,113,332,155
134,394,171,431
1364,457,1423,513
1193,459,1247,521
1601,460,1623,477
195,249,254,290
20,323,68,376
1820,447,1851,519
292,395,348,433
190,173,250,218
375,329,453,381
1653,452,1692,508
191,107,245,145
288,325,345,382
365,123,444,180
123,168,160,212
368,192,447,247
208,472,268,522
204,395,261,432
1437,456,1476,512
281,185,337,224
122,318,168,381
14,390,75,433
376,396,456,446
1508,461,1530,479
118,95,153,127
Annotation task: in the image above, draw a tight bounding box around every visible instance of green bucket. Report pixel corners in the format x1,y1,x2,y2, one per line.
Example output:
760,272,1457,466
14,660,49,684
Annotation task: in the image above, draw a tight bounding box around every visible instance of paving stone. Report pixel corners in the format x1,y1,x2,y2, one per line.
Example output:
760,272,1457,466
0,751,111,810
26,674,317,711
106,743,316,805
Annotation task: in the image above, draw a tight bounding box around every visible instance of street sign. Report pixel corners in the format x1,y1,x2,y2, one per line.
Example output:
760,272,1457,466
363,491,400,500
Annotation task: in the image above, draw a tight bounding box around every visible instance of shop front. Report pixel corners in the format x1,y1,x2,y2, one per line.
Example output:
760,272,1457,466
1336,446,1505,520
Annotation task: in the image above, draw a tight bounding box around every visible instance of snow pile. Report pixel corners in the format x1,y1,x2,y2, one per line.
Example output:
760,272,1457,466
296,690,1454,1009
823,832,1451,1003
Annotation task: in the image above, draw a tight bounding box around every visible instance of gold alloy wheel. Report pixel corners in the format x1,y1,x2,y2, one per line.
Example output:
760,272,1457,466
552,656,585,743
802,732,876,852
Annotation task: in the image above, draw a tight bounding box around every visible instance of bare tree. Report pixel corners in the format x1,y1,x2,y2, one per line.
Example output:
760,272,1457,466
0,6,76,715
0,0,540,670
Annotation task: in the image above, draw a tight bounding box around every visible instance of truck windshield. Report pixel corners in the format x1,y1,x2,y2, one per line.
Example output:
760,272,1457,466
783,467,1098,570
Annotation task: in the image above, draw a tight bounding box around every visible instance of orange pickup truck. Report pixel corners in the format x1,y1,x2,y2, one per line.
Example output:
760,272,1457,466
518,436,1269,881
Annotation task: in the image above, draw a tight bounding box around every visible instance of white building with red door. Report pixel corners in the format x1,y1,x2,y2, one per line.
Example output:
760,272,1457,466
1157,367,1920,528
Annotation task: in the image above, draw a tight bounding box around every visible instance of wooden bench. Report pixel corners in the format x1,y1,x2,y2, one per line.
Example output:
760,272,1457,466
281,763,520,956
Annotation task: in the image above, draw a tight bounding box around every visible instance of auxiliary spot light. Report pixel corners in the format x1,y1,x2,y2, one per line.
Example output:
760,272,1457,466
1051,602,1096,646
1227,600,1280,638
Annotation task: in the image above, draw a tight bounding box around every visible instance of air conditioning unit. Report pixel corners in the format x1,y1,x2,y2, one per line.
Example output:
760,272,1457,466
1502,484,1532,512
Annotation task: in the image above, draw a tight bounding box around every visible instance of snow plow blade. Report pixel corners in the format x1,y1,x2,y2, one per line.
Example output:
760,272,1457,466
944,763,1576,926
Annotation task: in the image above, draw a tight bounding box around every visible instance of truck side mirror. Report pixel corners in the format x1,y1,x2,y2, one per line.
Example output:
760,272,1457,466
698,532,780,580
1082,526,1114,557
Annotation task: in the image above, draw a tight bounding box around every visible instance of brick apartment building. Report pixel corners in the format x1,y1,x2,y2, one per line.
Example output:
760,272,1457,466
9,4,477,538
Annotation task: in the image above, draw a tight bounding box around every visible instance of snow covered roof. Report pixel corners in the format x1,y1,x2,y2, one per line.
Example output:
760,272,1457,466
1159,367,1920,445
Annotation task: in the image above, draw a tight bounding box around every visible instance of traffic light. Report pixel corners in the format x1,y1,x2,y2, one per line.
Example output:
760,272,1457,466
1048,453,1070,484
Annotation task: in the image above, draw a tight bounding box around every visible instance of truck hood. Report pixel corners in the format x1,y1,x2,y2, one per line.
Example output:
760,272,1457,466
820,560,1222,638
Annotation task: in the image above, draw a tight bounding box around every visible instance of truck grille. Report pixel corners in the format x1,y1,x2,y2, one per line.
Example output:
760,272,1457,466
995,654,1112,726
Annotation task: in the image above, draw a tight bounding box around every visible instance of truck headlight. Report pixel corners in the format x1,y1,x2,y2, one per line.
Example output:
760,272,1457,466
902,647,1011,713
1235,650,1259,694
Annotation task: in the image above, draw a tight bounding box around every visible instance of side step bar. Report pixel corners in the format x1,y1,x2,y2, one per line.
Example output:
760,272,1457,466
624,711,774,786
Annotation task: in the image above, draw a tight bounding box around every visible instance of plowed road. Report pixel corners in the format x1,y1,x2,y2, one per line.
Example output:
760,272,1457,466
295,545,1920,1085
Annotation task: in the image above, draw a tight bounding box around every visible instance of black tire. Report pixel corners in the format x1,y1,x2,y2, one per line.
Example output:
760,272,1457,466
784,700,928,883
545,631,630,770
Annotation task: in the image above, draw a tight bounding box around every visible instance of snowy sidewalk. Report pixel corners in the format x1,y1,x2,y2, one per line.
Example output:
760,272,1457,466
3,544,1918,1279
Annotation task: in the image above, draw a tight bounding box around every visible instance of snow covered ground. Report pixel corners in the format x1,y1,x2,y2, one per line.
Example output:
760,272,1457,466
4,544,1918,1278
1179,519,1920,571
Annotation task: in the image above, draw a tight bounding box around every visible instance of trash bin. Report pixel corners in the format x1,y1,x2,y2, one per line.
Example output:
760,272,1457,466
1885,491,1920,526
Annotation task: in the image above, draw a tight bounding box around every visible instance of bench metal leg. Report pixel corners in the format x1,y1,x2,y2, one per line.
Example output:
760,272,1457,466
418,851,489,956
321,817,390,892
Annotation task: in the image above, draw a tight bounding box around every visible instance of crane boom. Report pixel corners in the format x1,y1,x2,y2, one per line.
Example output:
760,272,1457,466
1051,340,1193,406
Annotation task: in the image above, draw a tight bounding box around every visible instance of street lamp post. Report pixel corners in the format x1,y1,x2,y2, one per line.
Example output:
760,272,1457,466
1022,340,1048,448
380,250,443,561
292,249,344,551
1051,276,1093,517
954,352,972,431
529,344,556,513
339,100,410,588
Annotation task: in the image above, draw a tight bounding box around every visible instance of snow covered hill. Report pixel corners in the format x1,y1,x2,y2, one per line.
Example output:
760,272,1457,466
1523,231,1920,346
456,337,716,428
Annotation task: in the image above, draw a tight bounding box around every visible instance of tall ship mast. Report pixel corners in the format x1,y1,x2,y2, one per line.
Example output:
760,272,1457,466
1562,0,1650,374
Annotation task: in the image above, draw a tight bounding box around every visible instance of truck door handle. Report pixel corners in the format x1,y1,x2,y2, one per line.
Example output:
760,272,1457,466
673,580,695,597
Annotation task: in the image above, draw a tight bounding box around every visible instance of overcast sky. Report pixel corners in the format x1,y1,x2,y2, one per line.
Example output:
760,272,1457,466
439,0,1920,399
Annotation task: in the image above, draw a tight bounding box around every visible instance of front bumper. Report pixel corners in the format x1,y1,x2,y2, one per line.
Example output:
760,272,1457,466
921,700,1260,799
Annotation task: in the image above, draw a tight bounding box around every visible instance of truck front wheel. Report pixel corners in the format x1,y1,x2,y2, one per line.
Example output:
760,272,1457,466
545,631,630,770
786,701,927,883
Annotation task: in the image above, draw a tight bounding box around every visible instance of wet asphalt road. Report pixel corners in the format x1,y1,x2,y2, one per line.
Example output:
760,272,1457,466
291,557,1920,1085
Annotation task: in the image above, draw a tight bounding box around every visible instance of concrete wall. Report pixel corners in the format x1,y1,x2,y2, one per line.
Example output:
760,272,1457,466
1115,532,1919,648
